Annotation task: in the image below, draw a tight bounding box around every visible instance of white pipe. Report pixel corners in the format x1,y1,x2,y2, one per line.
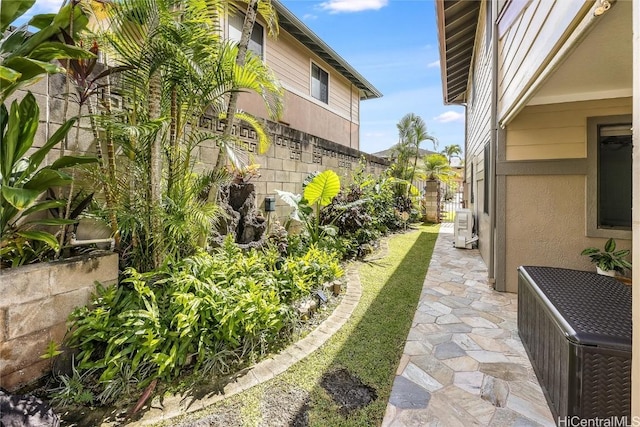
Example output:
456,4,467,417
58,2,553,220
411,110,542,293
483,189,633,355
69,234,115,251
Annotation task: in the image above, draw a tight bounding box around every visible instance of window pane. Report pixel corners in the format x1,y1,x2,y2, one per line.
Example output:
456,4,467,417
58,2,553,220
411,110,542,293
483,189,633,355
229,14,263,58
483,142,490,214
311,64,328,103
598,124,632,228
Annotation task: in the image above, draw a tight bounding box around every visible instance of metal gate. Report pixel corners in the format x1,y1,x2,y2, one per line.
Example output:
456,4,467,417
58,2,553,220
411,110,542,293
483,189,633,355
439,181,462,223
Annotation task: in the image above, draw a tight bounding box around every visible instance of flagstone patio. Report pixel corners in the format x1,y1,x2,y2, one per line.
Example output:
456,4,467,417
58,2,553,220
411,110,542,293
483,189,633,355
382,223,556,426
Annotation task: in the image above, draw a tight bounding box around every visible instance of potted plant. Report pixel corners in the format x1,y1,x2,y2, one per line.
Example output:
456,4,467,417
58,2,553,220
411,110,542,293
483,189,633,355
581,238,632,276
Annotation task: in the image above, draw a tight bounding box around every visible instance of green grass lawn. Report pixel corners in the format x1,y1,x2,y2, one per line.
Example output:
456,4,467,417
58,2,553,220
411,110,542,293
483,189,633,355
162,224,439,426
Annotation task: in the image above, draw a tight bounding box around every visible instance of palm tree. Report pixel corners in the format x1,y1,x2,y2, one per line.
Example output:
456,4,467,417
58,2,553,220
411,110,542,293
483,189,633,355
216,0,280,172
422,153,455,183
442,144,462,164
395,113,437,189
92,0,283,270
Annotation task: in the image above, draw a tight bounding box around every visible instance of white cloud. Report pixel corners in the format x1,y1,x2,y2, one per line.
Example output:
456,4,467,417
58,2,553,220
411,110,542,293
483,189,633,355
319,0,388,13
433,111,465,123
427,60,440,68
302,13,318,21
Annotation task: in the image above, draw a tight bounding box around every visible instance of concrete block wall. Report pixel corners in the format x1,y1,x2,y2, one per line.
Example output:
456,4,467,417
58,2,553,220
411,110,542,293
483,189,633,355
17,75,389,223
195,115,389,221
0,252,119,391
424,180,440,223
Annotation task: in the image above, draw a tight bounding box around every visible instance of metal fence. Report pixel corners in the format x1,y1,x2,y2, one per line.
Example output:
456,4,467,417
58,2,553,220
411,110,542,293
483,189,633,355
439,181,463,223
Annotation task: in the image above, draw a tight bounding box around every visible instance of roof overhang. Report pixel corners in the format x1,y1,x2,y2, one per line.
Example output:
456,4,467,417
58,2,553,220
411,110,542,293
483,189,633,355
436,0,481,105
272,0,382,100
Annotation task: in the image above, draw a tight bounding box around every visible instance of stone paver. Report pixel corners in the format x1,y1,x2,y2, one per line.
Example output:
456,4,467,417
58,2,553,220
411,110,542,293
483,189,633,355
382,223,555,427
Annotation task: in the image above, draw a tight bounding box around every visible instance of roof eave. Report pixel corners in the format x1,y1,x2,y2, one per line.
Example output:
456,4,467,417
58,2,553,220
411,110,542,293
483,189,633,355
435,0,480,105
272,0,382,100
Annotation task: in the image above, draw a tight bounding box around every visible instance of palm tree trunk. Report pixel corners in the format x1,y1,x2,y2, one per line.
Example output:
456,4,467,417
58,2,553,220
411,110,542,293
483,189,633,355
214,0,259,172
148,70,164,269
167,85,178,195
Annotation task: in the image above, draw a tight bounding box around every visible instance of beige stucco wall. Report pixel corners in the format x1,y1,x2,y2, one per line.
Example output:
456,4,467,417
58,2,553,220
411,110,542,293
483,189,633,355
504,174,631,293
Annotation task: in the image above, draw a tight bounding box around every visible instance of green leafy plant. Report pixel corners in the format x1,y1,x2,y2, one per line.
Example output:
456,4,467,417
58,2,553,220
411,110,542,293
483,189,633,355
276,170,342,246
0,93,97,267
581,238,632,274
63,239,342,405
0,0,93,102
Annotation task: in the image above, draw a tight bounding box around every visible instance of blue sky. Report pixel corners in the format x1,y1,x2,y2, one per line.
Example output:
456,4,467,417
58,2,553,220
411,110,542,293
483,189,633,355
24,0,465,155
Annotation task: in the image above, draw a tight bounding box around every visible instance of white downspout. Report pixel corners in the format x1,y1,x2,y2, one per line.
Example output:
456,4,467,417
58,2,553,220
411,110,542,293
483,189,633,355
631,0,639,418
488,0,498,286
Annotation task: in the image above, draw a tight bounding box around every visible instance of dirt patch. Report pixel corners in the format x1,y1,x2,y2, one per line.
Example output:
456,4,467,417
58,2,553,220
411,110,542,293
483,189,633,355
173,400,243,427
320,368,377,415
259,385,310,427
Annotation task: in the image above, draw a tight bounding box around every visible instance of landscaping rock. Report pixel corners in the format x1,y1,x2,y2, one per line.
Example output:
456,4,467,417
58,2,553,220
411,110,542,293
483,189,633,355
212,183,267,249
0,389,60,427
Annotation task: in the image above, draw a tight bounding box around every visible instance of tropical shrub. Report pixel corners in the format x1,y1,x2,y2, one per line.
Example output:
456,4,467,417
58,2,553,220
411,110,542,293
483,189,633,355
276,169,342,249
320,184,376,258
0,94,97,267
63,237,342,405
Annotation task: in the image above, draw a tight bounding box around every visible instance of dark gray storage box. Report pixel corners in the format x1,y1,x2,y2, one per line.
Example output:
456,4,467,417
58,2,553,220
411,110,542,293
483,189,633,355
517,266,631,422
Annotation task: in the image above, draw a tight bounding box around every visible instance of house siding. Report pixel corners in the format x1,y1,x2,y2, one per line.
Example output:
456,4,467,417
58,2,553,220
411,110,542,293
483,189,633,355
465,1,493,264
505,97,632,160
500,97,633,292
498,0,589,119
232,15,361,149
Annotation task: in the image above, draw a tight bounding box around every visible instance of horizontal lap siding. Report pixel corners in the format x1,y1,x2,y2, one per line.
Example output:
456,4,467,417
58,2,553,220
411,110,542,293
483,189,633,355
260,29,359,147
505,98,632,160
466,3,492,261
498,0,589,119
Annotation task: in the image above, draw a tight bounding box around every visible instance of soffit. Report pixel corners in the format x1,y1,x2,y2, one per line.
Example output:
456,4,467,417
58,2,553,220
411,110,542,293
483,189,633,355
436,0,481,105
272,0,382,100
528,0,632,106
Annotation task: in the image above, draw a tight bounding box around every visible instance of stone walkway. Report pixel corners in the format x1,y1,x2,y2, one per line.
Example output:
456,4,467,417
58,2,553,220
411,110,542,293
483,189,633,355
382,223,555,426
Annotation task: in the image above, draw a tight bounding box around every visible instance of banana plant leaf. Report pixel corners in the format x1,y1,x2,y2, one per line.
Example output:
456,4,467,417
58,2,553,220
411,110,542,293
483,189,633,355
0,0,34,33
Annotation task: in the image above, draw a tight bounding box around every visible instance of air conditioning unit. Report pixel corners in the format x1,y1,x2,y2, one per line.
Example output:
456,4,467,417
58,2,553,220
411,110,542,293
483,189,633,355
454,209,477,249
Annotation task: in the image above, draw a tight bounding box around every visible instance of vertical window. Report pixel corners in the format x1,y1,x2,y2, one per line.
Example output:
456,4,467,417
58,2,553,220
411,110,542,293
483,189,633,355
229,13,264,58
587,116,632,237
311,63,328,104
470,161,475,204
598,124,632,228
483,142,490,214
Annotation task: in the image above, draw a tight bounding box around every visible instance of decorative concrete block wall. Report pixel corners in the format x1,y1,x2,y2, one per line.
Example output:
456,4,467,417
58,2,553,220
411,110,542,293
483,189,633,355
0,252,119,391
195,115,389,220
18,76,389,223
